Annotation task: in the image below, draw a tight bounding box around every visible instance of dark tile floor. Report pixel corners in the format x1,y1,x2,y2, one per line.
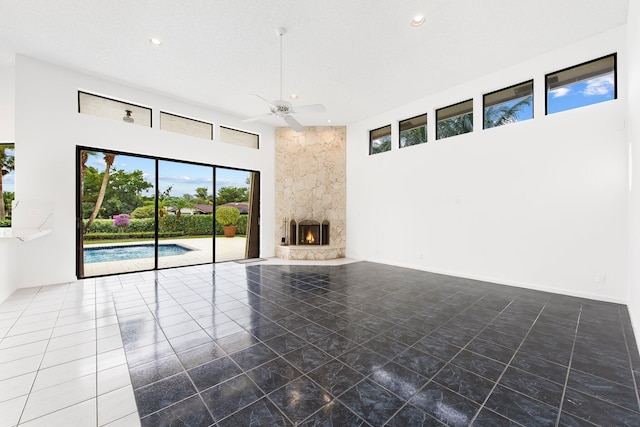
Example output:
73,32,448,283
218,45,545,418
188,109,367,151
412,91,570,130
112,261,640,426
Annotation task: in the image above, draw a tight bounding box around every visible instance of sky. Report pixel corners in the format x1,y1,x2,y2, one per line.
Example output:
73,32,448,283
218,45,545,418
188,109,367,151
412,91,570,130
547,72,615,114
86,153,251,198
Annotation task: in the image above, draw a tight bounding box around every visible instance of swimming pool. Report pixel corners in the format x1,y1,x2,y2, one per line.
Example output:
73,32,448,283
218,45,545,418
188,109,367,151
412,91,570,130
84,244,193,263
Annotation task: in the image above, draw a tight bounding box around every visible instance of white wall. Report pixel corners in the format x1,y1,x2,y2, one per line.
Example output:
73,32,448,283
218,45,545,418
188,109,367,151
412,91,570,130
10,55,276,290
627,3,640,334
347,26,629,303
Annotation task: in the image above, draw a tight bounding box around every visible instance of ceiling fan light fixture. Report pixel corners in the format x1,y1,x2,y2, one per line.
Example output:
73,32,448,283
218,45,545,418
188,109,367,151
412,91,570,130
123,109,134,123
242,27,326,132
411,15,425,27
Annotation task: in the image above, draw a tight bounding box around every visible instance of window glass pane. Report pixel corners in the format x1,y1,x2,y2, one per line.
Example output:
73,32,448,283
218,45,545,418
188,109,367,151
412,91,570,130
215,168,253,262
399,114,427,148
0,143,15,227
546,54,616,115
220,126,259,149
80,151,156,277
484,81,533,129
436,100,473,140
160,112,213,140
78,92,151,127
370,125,391,155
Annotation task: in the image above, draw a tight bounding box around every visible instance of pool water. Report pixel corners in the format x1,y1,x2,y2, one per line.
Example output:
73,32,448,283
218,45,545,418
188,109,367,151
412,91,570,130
84,244,192,263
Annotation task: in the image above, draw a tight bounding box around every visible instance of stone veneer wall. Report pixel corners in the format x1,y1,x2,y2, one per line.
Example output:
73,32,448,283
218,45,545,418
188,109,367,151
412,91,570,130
275,126,346,252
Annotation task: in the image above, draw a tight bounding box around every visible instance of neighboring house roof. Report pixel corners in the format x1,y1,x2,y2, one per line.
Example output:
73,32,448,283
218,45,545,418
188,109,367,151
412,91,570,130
219,202,249,214
166,207,196,215
193,204,214,214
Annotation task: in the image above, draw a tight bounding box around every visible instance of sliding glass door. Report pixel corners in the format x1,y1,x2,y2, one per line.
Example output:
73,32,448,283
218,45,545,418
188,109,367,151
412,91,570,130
78,150,156,277
77,147,260,278
157,160,215,269
214,167,259,262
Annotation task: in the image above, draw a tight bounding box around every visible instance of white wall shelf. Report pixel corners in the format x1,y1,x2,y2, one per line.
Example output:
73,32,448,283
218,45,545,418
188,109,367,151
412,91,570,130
0,228,52,242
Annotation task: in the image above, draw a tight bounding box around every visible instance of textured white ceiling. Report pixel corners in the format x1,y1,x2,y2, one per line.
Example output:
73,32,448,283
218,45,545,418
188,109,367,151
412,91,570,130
0,0,629,127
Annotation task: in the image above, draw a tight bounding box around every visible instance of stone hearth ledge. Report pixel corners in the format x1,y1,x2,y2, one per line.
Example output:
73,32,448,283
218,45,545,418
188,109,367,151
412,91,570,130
275,245,346,260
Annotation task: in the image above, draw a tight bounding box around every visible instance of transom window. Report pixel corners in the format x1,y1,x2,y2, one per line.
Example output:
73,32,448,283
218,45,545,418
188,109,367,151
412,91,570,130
399,114,427,148
484,81,533,129
78,91,152,127
436,100,473,140
546,54,616,115
369,125,391,155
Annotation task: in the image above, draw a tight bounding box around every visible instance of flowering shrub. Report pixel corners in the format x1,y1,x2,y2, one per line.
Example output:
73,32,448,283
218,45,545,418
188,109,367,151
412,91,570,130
112,214,131,232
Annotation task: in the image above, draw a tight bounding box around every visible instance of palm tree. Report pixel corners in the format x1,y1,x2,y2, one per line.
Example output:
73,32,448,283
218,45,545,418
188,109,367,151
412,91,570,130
484,96,532,128
84,152,116,233
437,113,474,139
0,145,15,221
401,127,427,147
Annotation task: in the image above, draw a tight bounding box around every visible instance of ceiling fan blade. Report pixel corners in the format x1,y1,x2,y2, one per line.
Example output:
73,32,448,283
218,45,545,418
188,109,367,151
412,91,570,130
293,104,326,114
242,113,272,123
284,115,304,132
250,94,277,108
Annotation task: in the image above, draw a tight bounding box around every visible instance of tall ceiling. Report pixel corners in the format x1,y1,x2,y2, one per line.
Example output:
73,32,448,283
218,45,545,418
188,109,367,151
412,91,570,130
0,0,630,127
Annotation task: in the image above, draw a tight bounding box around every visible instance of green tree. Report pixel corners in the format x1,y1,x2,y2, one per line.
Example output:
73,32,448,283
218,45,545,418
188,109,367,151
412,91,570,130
83,167,153,221
0,145,15,221
101,169,153,218
84,153,116,232
194,187,212,204
437,113,474,139
400,127,427,147
484,96,532,128
216,186,249,205
370,135,391,154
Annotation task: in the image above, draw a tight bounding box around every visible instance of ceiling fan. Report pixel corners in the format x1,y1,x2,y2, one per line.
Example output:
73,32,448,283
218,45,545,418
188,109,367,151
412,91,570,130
242,27,325,132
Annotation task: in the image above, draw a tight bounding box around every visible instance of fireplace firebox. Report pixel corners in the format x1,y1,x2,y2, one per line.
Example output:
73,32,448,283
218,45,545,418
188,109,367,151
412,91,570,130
288,219,329,246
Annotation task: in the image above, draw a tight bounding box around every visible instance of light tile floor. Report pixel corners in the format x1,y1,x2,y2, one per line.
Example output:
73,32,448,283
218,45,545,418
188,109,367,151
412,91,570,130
0,275,140,426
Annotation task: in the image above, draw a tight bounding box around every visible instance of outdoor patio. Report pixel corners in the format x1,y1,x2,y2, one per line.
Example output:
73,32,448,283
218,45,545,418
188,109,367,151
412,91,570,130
83,236,247,277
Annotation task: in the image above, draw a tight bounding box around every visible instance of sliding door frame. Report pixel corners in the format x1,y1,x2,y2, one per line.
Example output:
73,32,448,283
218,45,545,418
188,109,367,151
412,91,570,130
75,145,260,278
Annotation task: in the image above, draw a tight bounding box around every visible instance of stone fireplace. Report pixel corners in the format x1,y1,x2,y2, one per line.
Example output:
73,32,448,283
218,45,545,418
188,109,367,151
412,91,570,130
274,126,346,260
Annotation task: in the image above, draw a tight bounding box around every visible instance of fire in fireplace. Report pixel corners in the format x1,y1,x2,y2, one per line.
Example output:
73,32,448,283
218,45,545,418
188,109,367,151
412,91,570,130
288,219,329,246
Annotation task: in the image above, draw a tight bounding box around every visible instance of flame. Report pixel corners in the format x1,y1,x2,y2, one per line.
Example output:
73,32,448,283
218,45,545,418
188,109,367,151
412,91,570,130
305,229,315,244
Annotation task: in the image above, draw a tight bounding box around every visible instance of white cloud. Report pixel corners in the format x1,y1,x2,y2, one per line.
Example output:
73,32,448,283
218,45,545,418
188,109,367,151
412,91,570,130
583,75,614,96
550,87,570,98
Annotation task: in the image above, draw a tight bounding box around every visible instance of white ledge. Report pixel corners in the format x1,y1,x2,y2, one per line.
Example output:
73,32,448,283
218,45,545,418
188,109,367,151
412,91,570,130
0,228,52,242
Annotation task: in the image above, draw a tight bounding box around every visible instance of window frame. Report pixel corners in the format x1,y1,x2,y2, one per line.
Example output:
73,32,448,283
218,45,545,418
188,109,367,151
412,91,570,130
436,99,473,140
219,125,260,149
399,113,428,149
0,142,15,228
369,125,392,155
160,111,214,140
545,53,617,115
78,91,152,127
483,80,534,129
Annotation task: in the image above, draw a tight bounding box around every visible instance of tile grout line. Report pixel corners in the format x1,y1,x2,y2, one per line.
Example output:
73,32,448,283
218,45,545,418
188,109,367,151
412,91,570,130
468,301,549,426
132,275,218,425
553,306,582,427
377,295,526,426
15,284,73,426
618,306,640,413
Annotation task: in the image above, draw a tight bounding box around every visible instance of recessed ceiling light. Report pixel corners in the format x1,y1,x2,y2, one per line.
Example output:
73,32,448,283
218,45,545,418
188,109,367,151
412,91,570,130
149,38,162,46
411,15,425,27
290,94,298,100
